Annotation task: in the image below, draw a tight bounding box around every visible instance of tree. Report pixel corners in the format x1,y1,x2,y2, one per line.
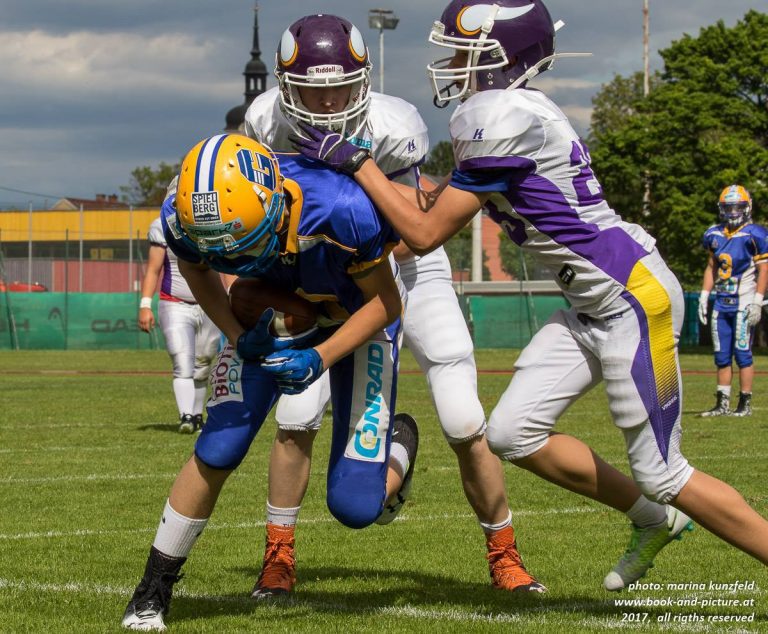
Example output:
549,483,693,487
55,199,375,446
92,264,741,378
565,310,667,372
498,233,549,280
120,162,180,207
589,10,768,287
421,140,490,275
422,140,455,178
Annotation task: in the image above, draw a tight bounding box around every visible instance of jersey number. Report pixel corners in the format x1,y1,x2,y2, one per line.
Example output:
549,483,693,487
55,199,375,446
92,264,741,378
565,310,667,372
570,140,603,206
718,253,733,281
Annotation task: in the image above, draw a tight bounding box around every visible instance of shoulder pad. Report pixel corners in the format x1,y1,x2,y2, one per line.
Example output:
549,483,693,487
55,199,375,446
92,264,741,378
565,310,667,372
148,216,166,245
450,91,543,169
367,93,429,177
243,88,283,146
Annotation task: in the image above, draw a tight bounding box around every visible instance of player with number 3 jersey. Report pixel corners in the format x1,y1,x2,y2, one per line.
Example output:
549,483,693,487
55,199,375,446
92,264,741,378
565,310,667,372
697,185,768,417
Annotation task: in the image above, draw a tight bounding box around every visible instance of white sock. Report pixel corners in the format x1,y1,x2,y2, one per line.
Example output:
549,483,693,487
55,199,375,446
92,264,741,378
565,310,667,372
266,502,300,527
152,500,208,558
717,385,731,397
388,442,410,479
172,378,196,416
193,379,208,415
626,495,666,528
480,510,512,535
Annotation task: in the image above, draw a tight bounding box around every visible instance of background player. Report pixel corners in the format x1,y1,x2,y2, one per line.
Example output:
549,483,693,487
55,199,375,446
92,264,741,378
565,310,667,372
122,134,413,631
138,212,221,433
698,185,768,417
244,13,543,597
293,0,768,589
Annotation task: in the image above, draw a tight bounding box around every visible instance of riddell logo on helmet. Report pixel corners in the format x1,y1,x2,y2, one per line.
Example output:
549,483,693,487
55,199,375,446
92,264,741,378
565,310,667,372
307,65,344,77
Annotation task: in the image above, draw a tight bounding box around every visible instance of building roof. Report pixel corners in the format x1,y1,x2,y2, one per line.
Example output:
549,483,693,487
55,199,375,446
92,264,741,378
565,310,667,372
51,195,130,211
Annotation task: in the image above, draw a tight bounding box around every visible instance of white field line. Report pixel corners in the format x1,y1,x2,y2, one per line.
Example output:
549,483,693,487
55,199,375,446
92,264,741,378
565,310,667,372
0,445,763,462
0,577,720,630
0,507,603,541
0,472,179,485
429,452,766,472
0,577,742,631
0,445,115,454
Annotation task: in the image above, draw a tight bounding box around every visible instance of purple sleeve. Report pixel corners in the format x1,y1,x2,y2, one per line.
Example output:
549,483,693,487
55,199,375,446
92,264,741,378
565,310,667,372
450,156,535,193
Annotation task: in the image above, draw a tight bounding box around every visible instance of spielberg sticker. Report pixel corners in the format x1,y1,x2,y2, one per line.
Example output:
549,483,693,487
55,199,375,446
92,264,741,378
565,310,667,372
191,191,221,224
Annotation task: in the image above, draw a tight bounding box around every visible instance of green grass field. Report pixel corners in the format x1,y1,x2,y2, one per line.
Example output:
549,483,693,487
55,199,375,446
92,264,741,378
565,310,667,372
1,349,766,633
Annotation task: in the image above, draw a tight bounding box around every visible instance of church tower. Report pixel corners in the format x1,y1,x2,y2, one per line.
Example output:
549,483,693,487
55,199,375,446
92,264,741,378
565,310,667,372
225,3,268,132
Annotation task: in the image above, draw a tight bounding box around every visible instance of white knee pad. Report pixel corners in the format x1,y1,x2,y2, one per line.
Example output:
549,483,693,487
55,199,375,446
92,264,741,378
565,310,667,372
193,359,213,382
170,352,195,379
623,421,694,504
433,389,486,443
486,405,550,461
193,366,209,382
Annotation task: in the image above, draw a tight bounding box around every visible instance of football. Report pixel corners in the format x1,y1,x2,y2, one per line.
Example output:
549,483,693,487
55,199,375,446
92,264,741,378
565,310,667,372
228,277,318,336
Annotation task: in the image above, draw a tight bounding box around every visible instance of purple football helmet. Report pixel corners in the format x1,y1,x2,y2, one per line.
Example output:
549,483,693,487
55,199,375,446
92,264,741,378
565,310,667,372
275,14,372,137
428,0,558,104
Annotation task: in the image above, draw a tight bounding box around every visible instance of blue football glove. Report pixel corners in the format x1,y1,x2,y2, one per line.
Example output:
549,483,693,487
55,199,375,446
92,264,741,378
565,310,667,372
290,123,371,176
236,308,318,361
261,348,324,395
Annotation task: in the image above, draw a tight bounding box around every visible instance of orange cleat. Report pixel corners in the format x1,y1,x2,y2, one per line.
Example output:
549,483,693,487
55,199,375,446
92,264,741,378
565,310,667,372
251,523,296,599
486,525,546,593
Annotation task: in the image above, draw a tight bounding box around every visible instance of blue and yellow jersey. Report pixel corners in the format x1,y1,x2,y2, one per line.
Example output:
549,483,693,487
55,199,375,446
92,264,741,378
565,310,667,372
701,222,768,312
162,153,398,323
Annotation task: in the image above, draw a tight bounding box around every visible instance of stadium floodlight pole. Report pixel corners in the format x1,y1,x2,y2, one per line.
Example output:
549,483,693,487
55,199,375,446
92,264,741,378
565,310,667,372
368,8,399,93
471,212,482,282
642,0,651,216
643,0,650,97
27,201,33,289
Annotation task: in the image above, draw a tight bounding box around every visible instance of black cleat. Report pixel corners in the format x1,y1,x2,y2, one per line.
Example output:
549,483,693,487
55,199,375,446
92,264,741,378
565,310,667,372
699,391,730,417
376,413,419,525
121,546,185,631
178,414,195,434
732,392,752,417
192,414,204,432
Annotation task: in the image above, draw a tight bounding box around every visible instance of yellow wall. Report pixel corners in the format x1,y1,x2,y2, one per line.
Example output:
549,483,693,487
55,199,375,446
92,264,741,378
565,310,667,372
0,208,161,242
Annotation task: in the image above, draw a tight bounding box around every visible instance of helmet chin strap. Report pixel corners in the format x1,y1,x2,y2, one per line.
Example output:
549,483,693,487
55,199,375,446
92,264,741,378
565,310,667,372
468,4,501,95
434,81,461,108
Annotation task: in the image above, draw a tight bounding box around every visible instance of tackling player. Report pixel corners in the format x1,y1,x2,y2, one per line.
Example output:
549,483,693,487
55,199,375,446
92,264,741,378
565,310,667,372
698,185,768,417
138,213,221,433
244,13,543,597
293,0,768,589
122,134,412,631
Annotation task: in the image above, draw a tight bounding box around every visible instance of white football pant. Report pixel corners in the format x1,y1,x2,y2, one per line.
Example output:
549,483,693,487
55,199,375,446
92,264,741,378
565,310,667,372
487,251,693,504
159,300,221,416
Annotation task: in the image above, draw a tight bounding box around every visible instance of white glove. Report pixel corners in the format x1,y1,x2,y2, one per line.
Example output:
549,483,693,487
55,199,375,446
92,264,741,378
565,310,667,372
698,290,710,326
745,292,764,327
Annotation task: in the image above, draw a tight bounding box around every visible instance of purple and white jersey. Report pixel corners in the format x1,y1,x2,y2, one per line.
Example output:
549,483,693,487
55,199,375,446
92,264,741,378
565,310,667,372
449,89,656,318
147,217,196,303
244,87,428,186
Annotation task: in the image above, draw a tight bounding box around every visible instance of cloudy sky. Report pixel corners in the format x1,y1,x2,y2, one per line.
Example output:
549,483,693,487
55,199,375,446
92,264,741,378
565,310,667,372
0,1,762,209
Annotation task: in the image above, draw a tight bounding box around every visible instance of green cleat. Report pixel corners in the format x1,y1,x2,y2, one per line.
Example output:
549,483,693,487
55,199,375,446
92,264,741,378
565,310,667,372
603,507,694,591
